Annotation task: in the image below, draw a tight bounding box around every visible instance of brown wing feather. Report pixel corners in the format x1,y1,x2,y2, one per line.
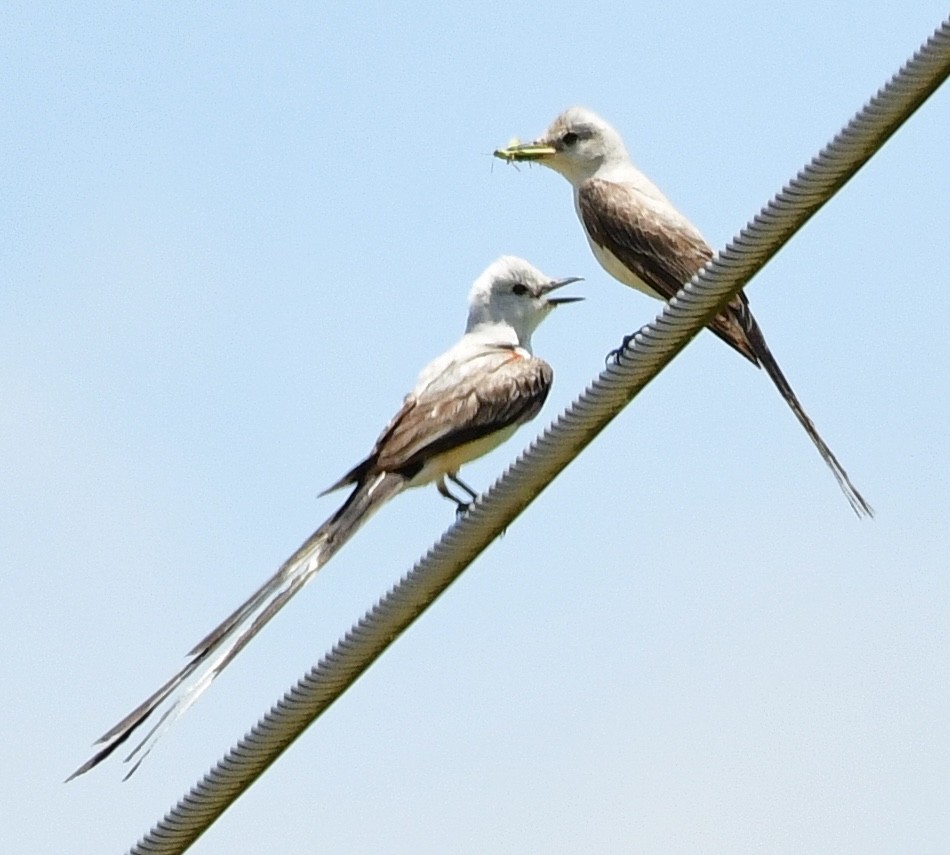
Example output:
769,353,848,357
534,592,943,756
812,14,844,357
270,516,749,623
375,349,552,472
325,348,552,491
578,179,758,364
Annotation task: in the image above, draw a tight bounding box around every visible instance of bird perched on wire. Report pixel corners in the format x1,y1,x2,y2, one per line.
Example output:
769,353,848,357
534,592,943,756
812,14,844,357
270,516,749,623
496,106,871,517
68,255,582,780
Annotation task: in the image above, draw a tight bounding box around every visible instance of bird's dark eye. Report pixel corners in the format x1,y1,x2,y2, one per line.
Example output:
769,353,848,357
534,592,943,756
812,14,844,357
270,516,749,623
511,283,529,296
562,131,579,146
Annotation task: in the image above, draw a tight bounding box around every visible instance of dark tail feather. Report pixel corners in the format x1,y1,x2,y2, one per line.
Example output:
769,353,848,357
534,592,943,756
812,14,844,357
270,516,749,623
739,312,873,518
67,472,406,781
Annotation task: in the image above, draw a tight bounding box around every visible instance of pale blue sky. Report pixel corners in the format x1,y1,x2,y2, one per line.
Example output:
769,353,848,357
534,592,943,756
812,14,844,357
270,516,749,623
3,4,949,853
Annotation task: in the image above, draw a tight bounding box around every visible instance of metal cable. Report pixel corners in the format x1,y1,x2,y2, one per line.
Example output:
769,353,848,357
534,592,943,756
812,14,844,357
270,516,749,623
128,17,950,854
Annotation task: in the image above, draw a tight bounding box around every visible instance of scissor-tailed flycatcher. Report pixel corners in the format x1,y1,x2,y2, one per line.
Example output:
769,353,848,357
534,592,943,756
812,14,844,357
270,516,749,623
69,256,581,780
496,106,871,517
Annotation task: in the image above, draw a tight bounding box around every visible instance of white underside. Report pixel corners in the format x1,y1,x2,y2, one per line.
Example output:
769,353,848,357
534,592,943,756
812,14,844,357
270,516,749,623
586,236,662,300
409,423,520,488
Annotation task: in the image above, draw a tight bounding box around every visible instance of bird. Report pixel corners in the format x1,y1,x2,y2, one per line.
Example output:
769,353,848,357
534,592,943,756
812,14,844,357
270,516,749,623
68,255,582,780
495,106,871,517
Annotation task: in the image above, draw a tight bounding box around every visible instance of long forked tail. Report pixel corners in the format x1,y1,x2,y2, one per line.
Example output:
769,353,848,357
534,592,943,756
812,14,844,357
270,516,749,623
68,472,406,781
740,312,873,518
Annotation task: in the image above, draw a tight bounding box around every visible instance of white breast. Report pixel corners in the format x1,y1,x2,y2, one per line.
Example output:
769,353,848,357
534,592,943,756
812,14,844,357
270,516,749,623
585,232,663,301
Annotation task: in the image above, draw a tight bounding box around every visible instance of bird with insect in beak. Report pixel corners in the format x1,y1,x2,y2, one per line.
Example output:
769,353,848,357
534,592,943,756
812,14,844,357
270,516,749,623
495,106,871,517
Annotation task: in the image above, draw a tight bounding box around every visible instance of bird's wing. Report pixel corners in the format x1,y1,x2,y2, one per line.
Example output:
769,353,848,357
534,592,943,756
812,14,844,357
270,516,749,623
372,346,553,475
578,178,713,299
578,178,757,362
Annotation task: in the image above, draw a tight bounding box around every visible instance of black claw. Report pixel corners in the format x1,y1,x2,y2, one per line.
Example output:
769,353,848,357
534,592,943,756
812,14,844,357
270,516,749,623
606,333,636,365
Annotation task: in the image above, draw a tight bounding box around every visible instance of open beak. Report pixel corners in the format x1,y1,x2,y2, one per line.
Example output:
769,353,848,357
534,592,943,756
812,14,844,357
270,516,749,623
493,138,558,163
540,276,584,306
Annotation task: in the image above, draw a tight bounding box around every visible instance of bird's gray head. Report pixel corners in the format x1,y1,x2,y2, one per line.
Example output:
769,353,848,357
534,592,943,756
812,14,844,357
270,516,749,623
495,106,629,186
466,256,582,345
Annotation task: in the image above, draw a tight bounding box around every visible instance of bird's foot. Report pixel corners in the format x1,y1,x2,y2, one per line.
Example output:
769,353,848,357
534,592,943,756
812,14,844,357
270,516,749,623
606,332,637,365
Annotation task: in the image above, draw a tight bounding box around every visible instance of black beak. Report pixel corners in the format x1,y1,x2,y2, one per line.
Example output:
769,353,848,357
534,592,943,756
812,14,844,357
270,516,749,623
541,276,584,305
